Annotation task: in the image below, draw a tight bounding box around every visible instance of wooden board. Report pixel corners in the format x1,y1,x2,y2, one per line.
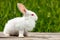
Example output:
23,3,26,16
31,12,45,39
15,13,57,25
0,32,60,40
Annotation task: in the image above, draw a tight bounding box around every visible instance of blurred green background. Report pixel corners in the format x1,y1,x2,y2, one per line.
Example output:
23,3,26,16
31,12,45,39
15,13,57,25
0,0,60,32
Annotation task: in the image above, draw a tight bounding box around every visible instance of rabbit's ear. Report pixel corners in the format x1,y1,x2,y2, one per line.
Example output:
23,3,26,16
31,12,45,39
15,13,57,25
17,3,27,14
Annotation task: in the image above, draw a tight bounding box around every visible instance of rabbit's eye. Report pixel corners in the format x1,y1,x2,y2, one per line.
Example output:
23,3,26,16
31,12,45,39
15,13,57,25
31,14,34,16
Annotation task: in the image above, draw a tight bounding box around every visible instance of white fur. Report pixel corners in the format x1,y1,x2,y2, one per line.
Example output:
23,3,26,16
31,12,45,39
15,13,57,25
3,3,38,37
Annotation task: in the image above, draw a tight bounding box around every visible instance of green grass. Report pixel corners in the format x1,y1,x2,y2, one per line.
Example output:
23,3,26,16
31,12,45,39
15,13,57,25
0,0,60,32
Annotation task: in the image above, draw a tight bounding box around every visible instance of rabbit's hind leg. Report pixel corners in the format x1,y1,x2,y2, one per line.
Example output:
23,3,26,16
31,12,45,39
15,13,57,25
3,33,10,37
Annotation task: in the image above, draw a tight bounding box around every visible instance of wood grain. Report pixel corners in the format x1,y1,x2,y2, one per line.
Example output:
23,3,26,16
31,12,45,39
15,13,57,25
0,32,60,40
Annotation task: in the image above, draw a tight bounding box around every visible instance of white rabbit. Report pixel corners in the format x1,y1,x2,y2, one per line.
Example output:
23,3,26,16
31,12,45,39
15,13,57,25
3,3,38,37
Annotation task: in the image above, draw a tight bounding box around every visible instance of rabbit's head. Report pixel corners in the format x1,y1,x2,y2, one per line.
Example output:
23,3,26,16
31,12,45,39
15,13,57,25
17,3,38,21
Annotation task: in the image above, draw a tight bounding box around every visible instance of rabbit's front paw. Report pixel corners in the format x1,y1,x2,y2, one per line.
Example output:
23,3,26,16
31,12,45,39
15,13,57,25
19,34,24,38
